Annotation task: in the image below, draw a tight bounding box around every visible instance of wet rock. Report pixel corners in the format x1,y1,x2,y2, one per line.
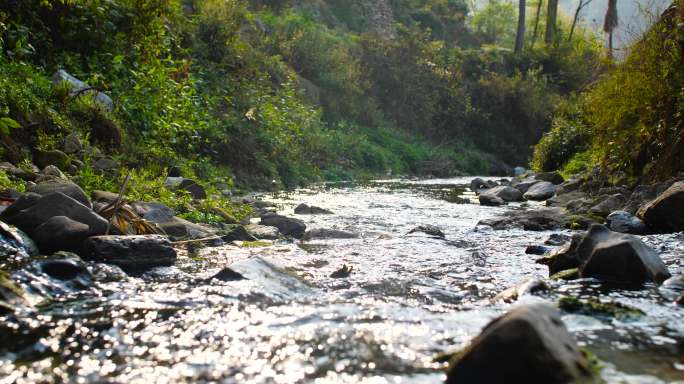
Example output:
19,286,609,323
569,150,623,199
606,211,646,235
5,193,108,237
623,180,675,214
0,193,42,223
245,224,280,240
536,234,584,275
478,186,522,206
53,69,114,110
164,177,206,200
556,178,583,194
588,193,626,217
211,267,246,282
82,235,177,273
677,293,684,305
511,177,541,194
550,268,580,281
0,220,39,256
525,245,549,255
662,273,684,291
492,279,548,303
220,225,256,242
131,201,175,223
28,180,91,208
62,133,82,154
478,208,568,231
227,257,314,300
92,190,120,204
34,149,70,170
523,181,556,201
558,296,644,320
158,216,216,240
535,171,564,185
302,228,359,240
469,178,488,192
38,258,91,281
294,203,333,215
260,214,306,238
544,233,571,246
0,271,26,313
407,224,445,238
32,216,90,254
446,304,593,384
637,180,684,233
330,264,353,278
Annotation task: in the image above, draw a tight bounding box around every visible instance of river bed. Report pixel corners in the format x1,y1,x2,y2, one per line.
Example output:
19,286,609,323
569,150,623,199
1,177,683,383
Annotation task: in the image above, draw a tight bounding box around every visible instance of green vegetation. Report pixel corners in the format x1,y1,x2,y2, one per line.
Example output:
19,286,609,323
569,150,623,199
559,296,645,320
532,1,683,182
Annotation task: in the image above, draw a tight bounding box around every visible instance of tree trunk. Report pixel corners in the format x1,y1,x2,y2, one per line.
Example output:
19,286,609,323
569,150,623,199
530,0,543,48
603,0,619,59
568,0,583,40
608,30,614,59
515,0,526,53
544,0,558,44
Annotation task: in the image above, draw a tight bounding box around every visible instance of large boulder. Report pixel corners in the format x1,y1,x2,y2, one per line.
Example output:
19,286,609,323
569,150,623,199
32,216,90,254
478,186,522,206
28,180,91,208
623,180,675,214
82,235,177,272
606,211,646,235
4,193,108,237
535,171,565,185
523,181,556,201
446,304,593,384
53,69,114,111
260,214,306,238
637,181,684,233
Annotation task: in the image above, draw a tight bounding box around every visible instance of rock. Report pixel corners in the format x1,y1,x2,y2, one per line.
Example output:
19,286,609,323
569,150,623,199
637,180,684,233
294,203,333,215
606,211,646,235
131,201,175,223
469,178,488,192
676,293,684,305
62,133,82,154
5,193,108,237
211,267,246,281
407,224,445,238
0,193,42,223
41,165,67,181
513,166,526,176
245,224,280,240
556,178,583,195
164,177,207,199
536,234,584,275
588,193,626,217
525,245,549,255
330,264,353,278
662,273,684,291
523,181,556,201
550,268,580,281
28,180,92,208
302,228,359,240
511,177,541,194
492,279,548,303
158,216,216,240
446,304,593,384
34,149,70,170
38,258,91,281
623,180,675,214
32,216,90,254
92,157,118,172
0,220,39,256
479,186,522,206
545,233,571,246
220,225,256,242
535,171,564,185
53,69,114,111
478,208,568,231
0,162,36,181
92,190,120,204
559,296,644,320
168,166,182,177
0,271,26,312
260,214,306,238
82,235,177,272
226,257,314,300
581,228,671,284
478,193,504,206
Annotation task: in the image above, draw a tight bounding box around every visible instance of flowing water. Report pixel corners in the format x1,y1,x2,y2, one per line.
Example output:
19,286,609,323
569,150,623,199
1,177,683,383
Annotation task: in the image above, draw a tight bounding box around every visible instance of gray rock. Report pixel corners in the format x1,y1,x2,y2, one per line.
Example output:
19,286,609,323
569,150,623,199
469,178,488,193
245,224,280,240
34,149,70,170
523,181,556,201
32,216,90,254
5,193,108,237
92,157,118,172
545,233,571,246
260,214,306,238
38,257,91,282
40,165,67,181
446,304,593,384
28,180,92,208
211,267,246,282
0,193,43,223
131,201,175,223
158,216,216,240
164,177,206,199
623,181,675,214
535,171,565,185
82,235,177,272
478,208,568,231
606,211,646,234
302,228,359,240
407,224,445,238
525,245,549,255
52,70,114,111
479,186,522,206
588,193,626,217
511,177,541,193
637,180,684,233
493,279,548,303
513,166,526,176
62,133,82,154
556,178,583,194
220,225,256,242
536,234,584,275
662,273,684,291
294,203,333,215
92,190,120,204
0,220,39,256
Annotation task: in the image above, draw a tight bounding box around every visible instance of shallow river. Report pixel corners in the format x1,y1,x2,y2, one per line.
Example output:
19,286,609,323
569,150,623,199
1,177,683,383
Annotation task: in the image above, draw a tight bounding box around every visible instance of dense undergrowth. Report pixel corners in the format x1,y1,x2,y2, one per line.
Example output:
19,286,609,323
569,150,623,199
0,0,605,205
532,1,683,183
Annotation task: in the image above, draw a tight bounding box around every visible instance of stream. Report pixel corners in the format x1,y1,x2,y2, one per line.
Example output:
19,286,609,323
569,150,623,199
1,177,683,383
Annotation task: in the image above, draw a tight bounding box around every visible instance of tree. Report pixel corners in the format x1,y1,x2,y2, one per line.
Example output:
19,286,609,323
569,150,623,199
544,0,558,44
569,0,594,40
603,0,618,58
515,0,526,53
530,0,543,48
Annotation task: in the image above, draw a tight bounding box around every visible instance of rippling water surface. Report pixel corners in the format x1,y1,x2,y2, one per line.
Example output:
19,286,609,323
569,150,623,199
1,177,683,383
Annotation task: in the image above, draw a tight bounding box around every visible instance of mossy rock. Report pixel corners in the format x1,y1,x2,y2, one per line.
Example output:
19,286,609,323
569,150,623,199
558,296,644,320
0,270,25,313
550,268,580,281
